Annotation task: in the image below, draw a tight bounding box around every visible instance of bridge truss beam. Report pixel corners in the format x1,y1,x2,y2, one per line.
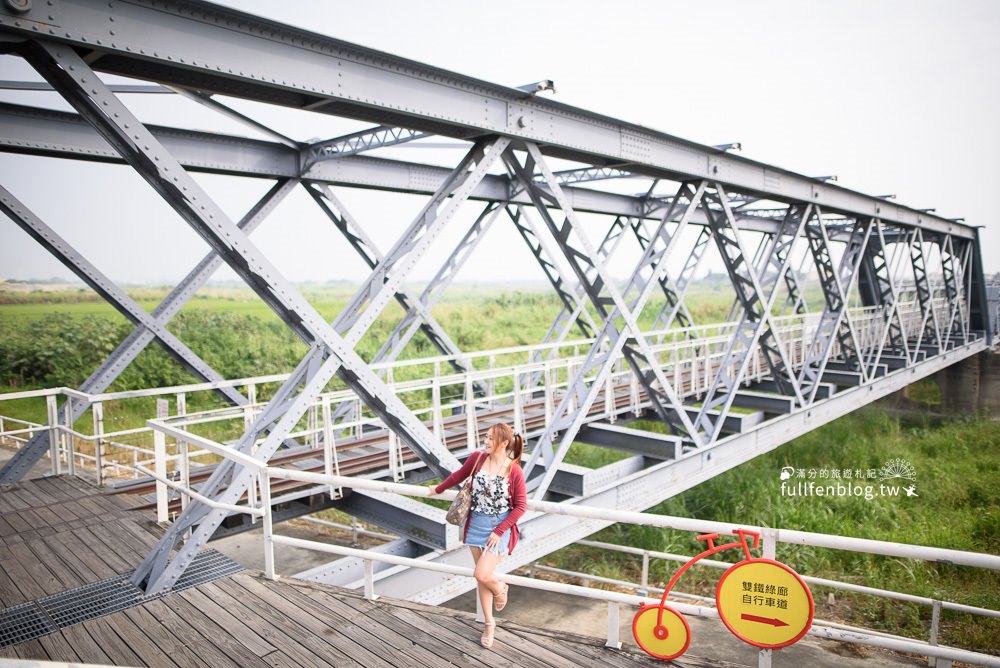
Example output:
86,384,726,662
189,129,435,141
0,2,990,602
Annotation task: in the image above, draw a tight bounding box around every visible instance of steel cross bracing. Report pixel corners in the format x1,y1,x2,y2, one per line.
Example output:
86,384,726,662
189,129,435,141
302,181,486,391
547,166,634,185
303,126,430,168
513,213,630,397
0,179,295,482
940,235,972,348
907,229,944,352
505,144,706,498
650,227,712,342
798,214,873,404
725,225,810,323
859,223,911,373
505,204,601,341
15,40,520,595
627,219,699,332
690,195,808,443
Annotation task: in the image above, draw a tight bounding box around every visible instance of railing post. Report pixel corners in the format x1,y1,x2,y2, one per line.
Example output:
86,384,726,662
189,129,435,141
928,600,951,668
364,559,379,601
322,395,341,499
639,551,650,596
153,428,168,523
605,601,622,649
488,354,496,407
465,375,477,453
45,395,59,475
432,373,444,447
513,367,525,434
261,472,276,580
544,363,554,430
63,399,75,476
604,367,615,423
92,401,104,486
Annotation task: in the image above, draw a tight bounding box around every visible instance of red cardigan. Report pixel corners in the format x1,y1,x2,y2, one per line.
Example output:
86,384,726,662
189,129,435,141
435,451,528,555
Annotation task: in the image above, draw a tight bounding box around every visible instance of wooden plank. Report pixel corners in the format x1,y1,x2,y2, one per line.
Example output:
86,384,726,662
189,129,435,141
19,537,81,591
59,623,114,666
261,650,304,668
115,517,164,551
140,598,245,668
89,521,145,564
162,589,276,667
0,515,17,540
230,574,391,667
178,586,278,658
0,544,49,604
56,529,119,580
39,533,97,586
122,604,212,668
2,511,34,535
7,637,46,660
206,579,342,668
36,630,81,663
425,609,554,668
387,603,522,668
5,540,65,596
87,615,170,668
275,579,457,668
0,559,28,607
335,590,492,668
215,576,365,668
72,526,134,573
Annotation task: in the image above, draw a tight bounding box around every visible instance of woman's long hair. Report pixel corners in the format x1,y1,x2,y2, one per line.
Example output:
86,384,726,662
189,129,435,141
488,423,524,462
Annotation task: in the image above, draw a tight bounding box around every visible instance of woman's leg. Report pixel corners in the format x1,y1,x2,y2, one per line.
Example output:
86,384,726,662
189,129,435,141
469,547,496,646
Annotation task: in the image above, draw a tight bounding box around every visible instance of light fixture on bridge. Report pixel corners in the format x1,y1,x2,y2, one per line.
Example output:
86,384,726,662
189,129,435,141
878,194,897,199
713,142,742,152
919,208,936,213
813,175,838,182
516,80,556,96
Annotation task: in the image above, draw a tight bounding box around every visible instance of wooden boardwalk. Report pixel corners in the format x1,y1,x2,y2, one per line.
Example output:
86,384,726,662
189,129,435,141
0,475,737,667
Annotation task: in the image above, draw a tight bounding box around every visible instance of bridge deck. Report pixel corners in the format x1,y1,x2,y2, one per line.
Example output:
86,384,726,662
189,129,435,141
0,475,733,667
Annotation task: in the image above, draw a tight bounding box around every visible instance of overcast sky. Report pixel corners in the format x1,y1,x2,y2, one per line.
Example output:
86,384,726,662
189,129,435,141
1,0,998,287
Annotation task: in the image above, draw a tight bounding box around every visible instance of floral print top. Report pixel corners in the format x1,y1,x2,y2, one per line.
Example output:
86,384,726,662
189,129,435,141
471,471,511,515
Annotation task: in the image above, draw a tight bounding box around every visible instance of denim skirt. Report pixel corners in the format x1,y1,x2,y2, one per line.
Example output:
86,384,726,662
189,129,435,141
465,510,512,555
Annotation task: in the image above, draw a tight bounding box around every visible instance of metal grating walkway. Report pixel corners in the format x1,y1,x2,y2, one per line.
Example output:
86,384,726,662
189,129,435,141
0,549,242,648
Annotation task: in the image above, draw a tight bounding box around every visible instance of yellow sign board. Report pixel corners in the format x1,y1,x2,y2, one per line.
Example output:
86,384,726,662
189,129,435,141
716,558,814,649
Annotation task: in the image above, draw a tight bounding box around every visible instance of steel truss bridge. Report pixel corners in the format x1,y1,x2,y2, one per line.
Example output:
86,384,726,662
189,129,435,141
0,0,996,605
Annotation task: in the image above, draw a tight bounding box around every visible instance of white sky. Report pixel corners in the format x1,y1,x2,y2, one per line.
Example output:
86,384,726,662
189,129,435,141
1,0,998,287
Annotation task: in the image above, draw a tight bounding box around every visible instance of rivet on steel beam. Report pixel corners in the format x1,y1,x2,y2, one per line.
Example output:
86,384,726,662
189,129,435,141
5,0,31,12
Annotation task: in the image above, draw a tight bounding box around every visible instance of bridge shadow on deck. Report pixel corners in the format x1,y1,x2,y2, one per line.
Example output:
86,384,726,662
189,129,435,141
0,475,736,667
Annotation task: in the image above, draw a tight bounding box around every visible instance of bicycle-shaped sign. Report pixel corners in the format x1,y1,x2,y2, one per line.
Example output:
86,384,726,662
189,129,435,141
633,528,814,660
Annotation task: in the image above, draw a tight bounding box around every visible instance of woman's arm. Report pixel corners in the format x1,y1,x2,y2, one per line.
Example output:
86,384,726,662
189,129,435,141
493,464,527,536
433,452,480,494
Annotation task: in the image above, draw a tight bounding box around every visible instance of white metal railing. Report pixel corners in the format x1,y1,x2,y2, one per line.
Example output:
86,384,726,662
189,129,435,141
0,301,969,492
130,417,1000,668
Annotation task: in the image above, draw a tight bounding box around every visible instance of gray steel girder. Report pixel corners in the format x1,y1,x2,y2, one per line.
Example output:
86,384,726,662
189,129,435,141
908,229,943,350
651,226,712,339
859,223,911,372
20,40,501,594
0,101,837,239
506,145,705,498
798,214,872,404
692,197,807,443
0,0,971,237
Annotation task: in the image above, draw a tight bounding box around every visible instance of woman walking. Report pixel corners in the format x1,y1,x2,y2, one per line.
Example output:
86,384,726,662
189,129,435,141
430,423,527,649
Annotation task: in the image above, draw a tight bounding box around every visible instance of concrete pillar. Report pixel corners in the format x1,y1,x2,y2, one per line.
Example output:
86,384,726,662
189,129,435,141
937,354,982,417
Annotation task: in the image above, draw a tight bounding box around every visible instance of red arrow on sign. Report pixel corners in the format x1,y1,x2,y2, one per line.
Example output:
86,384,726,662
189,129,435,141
740,613,789,627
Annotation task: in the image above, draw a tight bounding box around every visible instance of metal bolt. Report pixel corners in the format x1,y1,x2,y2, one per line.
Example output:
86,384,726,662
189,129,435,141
5,0,32,13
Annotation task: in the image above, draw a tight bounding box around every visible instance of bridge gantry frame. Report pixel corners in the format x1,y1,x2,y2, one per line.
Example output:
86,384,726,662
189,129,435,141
0,0,994,602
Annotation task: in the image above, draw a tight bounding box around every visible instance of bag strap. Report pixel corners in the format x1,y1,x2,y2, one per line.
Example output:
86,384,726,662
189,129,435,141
462,451,486,489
